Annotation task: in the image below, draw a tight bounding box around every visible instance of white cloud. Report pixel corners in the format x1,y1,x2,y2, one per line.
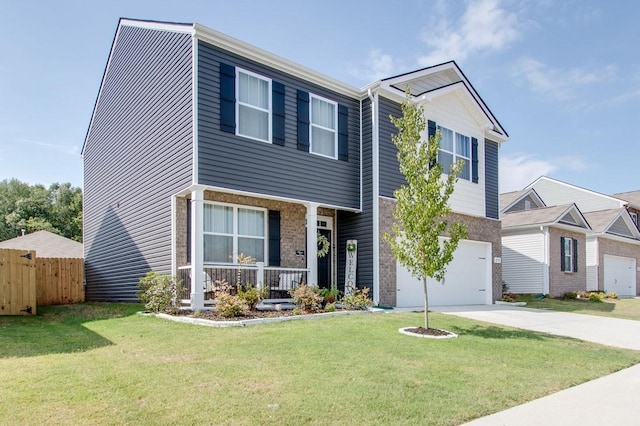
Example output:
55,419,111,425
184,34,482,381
514,57,616,101
499,153,587,192
418,0,520,65
349,48,403,82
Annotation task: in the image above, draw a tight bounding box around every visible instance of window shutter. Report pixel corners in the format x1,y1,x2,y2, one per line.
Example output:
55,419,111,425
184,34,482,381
560,237,566,271
573,239,578,272
297,90,310,152
268,210,281,266
428,120,437,168
272,82,285,146
471,137,479,183
219,63,236,133
338,104,348,161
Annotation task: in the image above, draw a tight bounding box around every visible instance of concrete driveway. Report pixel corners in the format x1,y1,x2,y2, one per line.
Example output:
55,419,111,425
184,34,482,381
430,304,640,425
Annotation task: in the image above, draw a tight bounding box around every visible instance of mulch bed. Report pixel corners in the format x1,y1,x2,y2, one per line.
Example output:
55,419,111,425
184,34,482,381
176,309,326,322
404,327,456,337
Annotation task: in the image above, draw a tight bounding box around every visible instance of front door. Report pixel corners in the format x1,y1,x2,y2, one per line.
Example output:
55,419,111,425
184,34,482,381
317,228,331,289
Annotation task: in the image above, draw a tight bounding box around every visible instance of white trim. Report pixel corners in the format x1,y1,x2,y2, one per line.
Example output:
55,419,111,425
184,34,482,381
359,98,363,212
191,189,205,310
120,19,194,33
235,67,272,144
306,202,319,285
173,183,361,213
436,124,472,182
309,93,338,160
370,89,380,305
543,227,550,295
171,195,177,277
191,33,199,185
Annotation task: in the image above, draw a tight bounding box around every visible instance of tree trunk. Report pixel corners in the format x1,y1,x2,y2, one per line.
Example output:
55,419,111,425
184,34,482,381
423,276,429,329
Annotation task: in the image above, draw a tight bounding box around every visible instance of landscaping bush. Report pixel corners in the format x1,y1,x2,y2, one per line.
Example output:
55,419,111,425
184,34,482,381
237,283,266,310
589,291,606,302
216,292,249,318
289,284,323,313
342,287,373,310
562,292,578,300
607,292,618,300
137,271,180,313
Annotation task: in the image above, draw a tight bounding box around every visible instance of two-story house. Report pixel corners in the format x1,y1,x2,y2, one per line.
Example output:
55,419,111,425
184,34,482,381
83,18,509,309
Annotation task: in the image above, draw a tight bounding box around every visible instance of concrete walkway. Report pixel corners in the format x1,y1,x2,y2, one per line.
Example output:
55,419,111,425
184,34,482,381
429,305,640,425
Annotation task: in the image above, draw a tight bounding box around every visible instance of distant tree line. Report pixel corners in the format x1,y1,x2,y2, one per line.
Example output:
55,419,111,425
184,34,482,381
0,179,82,242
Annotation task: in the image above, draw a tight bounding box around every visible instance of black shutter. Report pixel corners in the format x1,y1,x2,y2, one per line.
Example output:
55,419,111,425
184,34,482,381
297,90,310,152
272,82,285,146
573,239,578,272
560,237,566,271
471,137,479,183
268,210,281,266
427,120,437,168
219,63,236,133
338,104,348,161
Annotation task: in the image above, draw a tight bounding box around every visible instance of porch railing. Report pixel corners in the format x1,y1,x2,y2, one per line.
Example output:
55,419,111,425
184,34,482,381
177,264,309,305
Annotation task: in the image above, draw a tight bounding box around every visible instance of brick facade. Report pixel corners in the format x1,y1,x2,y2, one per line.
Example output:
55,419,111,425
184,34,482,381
597,237,640,295
378,197,503,306
175,191,335,275
548,227,587,297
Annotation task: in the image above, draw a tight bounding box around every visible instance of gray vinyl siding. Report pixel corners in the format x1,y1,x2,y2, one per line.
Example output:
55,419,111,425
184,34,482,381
197,40,360,210
378,97,404,198
609,217,634,237
338,98,373,293
83,25,193,301
485,139,500,219
507,194,543,213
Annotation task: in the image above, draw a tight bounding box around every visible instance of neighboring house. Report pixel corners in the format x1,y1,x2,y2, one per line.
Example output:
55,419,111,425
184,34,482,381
83,18,509,308
501,177,640,297
0,230,83,258
612,190,640,230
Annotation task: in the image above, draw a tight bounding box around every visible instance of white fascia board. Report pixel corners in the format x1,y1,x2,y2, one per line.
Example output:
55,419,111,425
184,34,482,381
380,62,456,87
597,232,640,245
502,188,545,213
194,23,362,99
120,19,195,34
173,184,362,213
504,222,591,234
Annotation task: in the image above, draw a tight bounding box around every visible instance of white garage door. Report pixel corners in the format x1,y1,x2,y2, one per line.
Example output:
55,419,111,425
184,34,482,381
396,240,492,307
603,255,636,297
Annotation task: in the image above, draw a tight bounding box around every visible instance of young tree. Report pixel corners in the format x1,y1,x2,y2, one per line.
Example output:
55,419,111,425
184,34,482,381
385,92,467,330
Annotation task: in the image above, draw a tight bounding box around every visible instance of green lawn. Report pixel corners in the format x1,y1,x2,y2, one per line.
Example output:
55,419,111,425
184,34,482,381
1,303,639,426
515,295,640,321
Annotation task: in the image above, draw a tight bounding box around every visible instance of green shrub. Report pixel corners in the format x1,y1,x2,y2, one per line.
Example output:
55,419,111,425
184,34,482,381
324,302,337,312
215,292,248,318
319,287,340,304
589,291,606,302
237,283,266,310
137,271,180,313
289,284,323,313
342,287,373,310
562,292,578,300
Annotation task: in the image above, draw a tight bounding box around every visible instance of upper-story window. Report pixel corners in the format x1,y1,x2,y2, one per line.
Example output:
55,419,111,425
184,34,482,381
310,94,338,159
236,68,271,143
437,125,471,181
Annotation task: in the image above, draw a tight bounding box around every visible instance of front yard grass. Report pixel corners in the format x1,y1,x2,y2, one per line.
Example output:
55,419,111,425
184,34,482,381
1,303,639,425
515,295,640,321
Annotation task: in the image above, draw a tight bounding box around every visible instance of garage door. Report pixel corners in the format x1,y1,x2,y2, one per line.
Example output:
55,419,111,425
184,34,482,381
603,255,636,297
396,240,492,307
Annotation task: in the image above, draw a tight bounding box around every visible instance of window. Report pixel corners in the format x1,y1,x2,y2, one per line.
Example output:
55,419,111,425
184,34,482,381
437,125,471,180
203,203,266,263
310,94,337,158
236,68,271,143
561,237,578,273
630,212,638,227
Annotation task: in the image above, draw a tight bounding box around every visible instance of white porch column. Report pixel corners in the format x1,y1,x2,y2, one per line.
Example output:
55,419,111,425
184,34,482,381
190,189,204,310
306,202,319,286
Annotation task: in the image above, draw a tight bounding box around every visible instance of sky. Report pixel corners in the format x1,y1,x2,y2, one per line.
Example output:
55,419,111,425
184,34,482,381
1,0,639,195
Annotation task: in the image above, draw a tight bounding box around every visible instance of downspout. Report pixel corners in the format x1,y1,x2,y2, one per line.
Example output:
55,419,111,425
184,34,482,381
368,88,380,306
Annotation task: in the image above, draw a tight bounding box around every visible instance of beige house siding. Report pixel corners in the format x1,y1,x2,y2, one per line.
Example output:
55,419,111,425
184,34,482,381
597,237,640,295
548,227,587,296
176,191,335,272
378,197,502,306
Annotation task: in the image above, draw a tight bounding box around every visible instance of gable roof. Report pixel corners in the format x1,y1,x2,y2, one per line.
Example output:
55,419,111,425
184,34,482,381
583,209,640,239
375,61,508,142
500,188,545,213
526,176,626,212
0,230,83,258
501,204,591,231
612,190,640,209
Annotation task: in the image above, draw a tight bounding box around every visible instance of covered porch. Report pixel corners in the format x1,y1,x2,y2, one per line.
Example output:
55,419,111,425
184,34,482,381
172,185,340,310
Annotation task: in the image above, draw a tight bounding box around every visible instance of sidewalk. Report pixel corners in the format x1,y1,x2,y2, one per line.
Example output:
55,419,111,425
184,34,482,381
429,305,640,425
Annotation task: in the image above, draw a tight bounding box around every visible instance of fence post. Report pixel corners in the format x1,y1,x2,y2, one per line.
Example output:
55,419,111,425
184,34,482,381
256,262,264,290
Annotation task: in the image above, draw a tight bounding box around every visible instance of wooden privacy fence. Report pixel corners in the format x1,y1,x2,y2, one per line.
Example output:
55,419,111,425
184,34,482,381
0,249,36,315
36,257,84,307
0,248,84,315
